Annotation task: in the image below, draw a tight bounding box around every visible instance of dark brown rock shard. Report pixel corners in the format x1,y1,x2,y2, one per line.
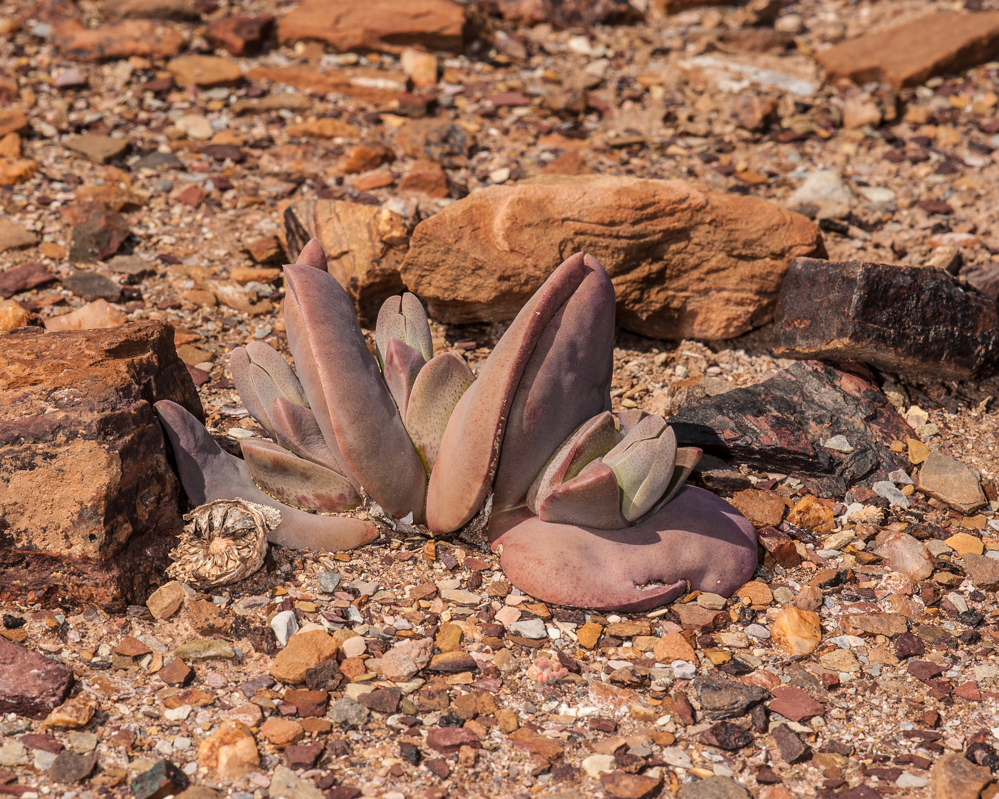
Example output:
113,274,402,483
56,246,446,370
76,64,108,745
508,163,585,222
0,638,74,719
671,360,911,498
773,258,999,380
0,321,203,610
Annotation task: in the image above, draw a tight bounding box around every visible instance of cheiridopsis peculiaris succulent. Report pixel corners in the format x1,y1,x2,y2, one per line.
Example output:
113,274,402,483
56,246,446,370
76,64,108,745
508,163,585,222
155,241,757,611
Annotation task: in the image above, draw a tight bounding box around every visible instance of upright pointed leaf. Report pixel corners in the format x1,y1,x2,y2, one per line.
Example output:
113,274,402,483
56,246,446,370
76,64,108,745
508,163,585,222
401,292,433,362
490,253,616,513
245,341,309,407
230,346,276,439
405,352,474,473
616,427,678,522
242,438,361,514
383,338,425,418
426,253,595,533
284,264,427,521
635,447,703,523
296,237,328,271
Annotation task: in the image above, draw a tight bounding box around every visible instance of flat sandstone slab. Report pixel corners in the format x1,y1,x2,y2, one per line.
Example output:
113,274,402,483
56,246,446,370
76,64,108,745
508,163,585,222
773,258,999,380
815,12,999,89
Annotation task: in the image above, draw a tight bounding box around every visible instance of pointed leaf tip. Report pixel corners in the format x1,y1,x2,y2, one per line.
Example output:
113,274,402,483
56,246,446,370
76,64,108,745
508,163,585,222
295,237,328,271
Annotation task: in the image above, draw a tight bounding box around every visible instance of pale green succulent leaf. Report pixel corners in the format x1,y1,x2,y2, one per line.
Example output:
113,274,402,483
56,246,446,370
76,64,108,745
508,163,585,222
406,352,474,474
245,341,310,408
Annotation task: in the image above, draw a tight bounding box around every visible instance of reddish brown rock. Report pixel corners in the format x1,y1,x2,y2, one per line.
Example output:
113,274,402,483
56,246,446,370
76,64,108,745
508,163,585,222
283,197,408,326
0,638,75,719
769,686,825,722
246,65,406,105
815,12,999,89
167,56,243,89
207,15,274,56
101,0,200,20
0,219,39,254
930,752,992,799
427,727,480,754
600,771,662,799
53,19,185,62
401,175,823,340
399,160,450,198
730,489,786,529
0,322,202,610
0,109,28,138
278,0,469,55
0,262,56,299
774,259,999,380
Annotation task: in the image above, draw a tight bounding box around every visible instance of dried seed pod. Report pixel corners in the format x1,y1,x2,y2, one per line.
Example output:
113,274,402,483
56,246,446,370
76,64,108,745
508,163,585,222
166,499,278,588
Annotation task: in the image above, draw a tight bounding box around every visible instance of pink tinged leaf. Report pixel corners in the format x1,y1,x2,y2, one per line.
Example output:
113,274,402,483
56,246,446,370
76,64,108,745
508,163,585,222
383,338,425,418
155,400,378,551
241,438,361,514
270,396,352,479
400,291,434,362
526,411,620,515
375,296,407,369
284,264,427,521
426,253,593,533
537,459,628,530
490,254,616,513
245,341,309,408
488,486,758,612
230,346,277,439
405,352,474,473
295,237,328,271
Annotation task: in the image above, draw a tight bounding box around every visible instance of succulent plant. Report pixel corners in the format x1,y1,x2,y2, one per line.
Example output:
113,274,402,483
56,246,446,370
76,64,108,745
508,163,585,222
156,242,757,610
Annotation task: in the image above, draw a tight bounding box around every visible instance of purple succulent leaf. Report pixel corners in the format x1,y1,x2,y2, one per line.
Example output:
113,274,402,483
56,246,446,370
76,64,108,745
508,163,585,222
635,446,703,522
241,438,361,513
245,340,310,408
383,338,425,418
406,352,475,473
155,399,378,551
230,346,276,439
490,254,615,513
604,419,678,522
526,411,620,515
295,237,328,271
537,459,629,530
270,396,354,481
376,292,433,368
427,253,604,533
489,486,758,612
284,264,427,521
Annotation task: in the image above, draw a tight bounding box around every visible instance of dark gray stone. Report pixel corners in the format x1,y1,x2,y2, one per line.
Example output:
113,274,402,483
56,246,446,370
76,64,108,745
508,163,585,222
693,674,769,720
62,270,122,302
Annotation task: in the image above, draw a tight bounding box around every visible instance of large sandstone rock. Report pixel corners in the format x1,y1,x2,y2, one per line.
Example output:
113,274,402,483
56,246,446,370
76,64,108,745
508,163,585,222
400,175,823,340
277,0,469,54
774,258,999,380
0,322,202,610
815,12,999,89
53,19,185,62
284,198,408,326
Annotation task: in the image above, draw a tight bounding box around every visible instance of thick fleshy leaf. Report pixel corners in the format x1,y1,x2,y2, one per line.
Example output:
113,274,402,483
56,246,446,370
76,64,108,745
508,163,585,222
427,253,596,533
537,459,629,530
270,396,349,477
296,237,328,271
490,254,616,513
284,264,427,520
230,346,276,439
376,292,433,367
242,438,360,513
527,411,620,515
605,421,678,522
245,341,309,408
489,486,758,612
635,446,703,522
405,352,474,473
383,338,425,418
155,400,378,551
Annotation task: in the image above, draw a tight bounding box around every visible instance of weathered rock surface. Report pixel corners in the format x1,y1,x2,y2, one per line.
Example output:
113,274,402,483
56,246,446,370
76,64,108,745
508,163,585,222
0,638,74,719
277,0,469,54
284,198,408,326
0,322,202,610
476,0,642,28
401,175,823,340
773,258,999,380
0,219,39,253
672,361,911,498
917,450,988,514
53,19,186,62
815,12,999,89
